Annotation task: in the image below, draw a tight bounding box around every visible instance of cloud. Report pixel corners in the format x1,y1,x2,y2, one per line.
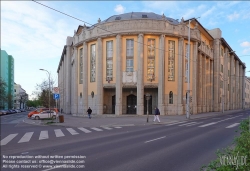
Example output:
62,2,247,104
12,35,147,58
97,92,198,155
240,41,250,47
114,4,125,14
227,12,240,21
240,41,250,54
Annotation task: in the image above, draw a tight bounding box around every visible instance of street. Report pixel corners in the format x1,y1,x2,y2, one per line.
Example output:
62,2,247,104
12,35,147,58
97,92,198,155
1,110,249,171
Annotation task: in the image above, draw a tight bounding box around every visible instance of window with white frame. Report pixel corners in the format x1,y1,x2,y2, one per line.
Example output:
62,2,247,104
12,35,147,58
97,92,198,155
147,39,155,80
168,41,175,81
106,41,113,81
126,39,134,72
90,44,96,82
79,48,83,84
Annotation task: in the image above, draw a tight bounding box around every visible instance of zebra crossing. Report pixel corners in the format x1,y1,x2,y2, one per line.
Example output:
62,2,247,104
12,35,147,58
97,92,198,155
1,126,123,146
166,121,241,129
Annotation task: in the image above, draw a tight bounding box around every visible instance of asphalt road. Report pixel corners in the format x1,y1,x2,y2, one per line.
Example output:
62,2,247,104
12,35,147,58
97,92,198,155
1,110,249,171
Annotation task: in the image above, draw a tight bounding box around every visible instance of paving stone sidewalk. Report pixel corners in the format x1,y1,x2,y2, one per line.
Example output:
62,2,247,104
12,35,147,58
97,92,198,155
23,109,244,128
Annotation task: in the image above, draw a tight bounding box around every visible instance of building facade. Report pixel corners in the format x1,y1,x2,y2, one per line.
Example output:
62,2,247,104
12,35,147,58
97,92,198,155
245,77,250,109
0,50,14,110
57,12,246,116
14,83,28,109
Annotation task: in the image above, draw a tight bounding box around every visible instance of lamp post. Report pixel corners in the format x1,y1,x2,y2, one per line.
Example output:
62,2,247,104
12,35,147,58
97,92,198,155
145,93,151,123
39,69,51,116
187,17,200,119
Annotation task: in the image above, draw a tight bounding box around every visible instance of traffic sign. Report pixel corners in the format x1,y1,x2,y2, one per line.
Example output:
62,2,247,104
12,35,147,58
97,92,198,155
53,94,60,99
53,87,59,93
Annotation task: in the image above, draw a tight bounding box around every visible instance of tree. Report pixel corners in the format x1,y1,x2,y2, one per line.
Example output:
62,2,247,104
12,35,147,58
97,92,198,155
0,77,8,109
15,92,28,109
26,99,41,108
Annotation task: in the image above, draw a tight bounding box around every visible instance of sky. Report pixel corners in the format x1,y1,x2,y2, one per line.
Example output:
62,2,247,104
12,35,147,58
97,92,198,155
1,1,250,99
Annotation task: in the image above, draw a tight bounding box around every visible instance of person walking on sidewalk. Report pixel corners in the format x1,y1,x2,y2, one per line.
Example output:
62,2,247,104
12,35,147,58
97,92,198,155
154,106,160,122
86,107,92,119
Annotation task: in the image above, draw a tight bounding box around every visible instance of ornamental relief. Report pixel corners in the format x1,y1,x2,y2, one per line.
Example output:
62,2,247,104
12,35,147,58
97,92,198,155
77,20,200,43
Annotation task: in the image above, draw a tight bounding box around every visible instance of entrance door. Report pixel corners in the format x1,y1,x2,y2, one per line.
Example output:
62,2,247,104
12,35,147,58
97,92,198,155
112,95,115,114
144,95,152,114
127,94,137,114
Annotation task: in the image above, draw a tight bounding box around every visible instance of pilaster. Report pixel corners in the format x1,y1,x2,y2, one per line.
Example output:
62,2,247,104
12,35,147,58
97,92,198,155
235,60,239,109
229,55,234,110
177,37,184,115
158,34,165,115
137,33,144,115
213,39,220,112
202,55,206,112
97,38,103,115
115,34,122,115
65,46,71,114
192,42,198,114
82,42,88,114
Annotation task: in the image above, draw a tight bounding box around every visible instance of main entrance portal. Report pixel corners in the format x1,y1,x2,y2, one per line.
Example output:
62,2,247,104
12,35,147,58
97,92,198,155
127,94,137,114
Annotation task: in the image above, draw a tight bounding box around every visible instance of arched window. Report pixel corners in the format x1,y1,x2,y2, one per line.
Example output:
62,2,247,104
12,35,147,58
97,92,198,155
169,91,173,104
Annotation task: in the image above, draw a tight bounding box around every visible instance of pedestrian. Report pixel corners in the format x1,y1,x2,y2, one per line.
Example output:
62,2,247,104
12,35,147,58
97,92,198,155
154,106,160,122
61,108,63,113
86,107,92,119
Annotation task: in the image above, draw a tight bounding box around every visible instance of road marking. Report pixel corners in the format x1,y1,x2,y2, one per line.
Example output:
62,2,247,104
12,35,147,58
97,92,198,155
114,127,122,129
78,127,91,133
199,122,217,127
179,122,196,126
216,116,240,123
66,128,79,135
101,127,112,130
91,127,103,131
145,136,166,143
39,131,49,140
54,129,65,137
186,122,203,126
18,132,34,143
226,123,240,128
1,134,18,146
165,121,187,126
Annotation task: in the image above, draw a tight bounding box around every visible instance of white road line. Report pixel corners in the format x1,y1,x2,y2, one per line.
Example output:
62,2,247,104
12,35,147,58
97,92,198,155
145,136,166,143
18,132,34,143
78,127,91,133
179,122,196,126
39,131,49,140
1,134,18,146
54,129,65,137
101,127,113,130
66,128,79,135
91,127,103,131
186,122,203,126
114,127,122,129
165,121,188,126
226,123,240,128
199,122,217,127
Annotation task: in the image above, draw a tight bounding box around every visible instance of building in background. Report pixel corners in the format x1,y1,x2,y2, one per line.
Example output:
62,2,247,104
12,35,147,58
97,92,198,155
14,83,28,109
0,50,14,110
57,12,246,116
245,77,250,109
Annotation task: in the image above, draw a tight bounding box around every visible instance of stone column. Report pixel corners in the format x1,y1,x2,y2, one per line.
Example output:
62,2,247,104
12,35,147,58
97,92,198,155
82,42,88,115
207,59,210,112
72,47,78,115
235,60,239,109
65,45,72,114
137,34,144,115
229,55,234,110
158,34,165,115
63,55,66,113
197,52,202,113
177,38,184,115
239,65,242,109
242,67,246,109
202,55,206,112
115,34,122,115
96,38,103,115
210,59,214,111
192,42,198,114
213,39,220,112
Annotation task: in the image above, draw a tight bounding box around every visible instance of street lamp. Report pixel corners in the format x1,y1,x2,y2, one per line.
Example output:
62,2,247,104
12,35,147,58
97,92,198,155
39,69,51,116
145,93,151,123
187,17,200,119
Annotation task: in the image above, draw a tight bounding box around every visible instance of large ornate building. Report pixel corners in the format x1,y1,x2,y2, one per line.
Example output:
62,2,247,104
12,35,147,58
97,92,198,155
57,12,246,116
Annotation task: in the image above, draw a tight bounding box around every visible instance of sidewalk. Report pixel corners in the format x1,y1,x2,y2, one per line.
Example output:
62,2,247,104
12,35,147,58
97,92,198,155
23,109,244,128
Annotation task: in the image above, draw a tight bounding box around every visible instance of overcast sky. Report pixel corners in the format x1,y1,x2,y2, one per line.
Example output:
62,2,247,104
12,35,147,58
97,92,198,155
1,1,250,99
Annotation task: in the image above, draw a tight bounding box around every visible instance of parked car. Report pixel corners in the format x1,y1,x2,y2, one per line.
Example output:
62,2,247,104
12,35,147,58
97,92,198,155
0,110,7,115
20,109,26,112
28,108,58,118
6,110,13,114
14,109,21,113
10,109,17,113
31,110,57,120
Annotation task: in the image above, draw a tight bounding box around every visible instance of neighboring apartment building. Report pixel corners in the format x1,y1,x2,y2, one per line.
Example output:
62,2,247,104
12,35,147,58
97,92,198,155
57,12,246,115
0,50,14,110
14,83,28,109
245,77,250,109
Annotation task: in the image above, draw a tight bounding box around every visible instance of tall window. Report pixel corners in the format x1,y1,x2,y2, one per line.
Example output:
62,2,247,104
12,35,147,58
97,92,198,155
221,64,223,73
90,44,96,82
169,91,173,104
185,43,188,82
126,39,134,72
147,39,155,80
106,41,113,81
79,48,83,84
168,41,175,81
